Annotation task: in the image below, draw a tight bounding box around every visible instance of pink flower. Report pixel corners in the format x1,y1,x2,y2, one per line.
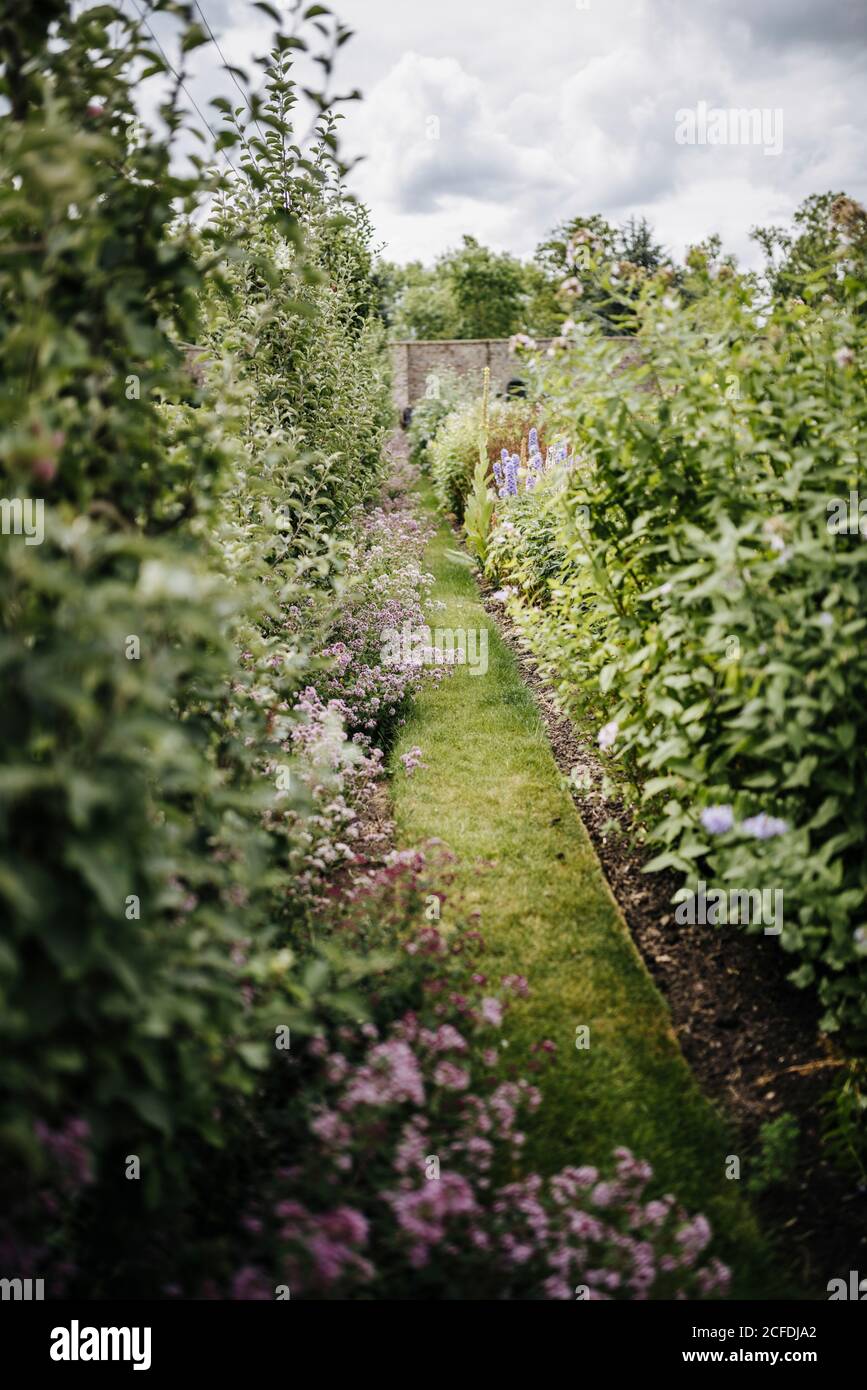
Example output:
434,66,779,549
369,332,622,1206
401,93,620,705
433,1060,471,1091
342,1039,426,1109
231,1266,272,1300
480,997,503,1027
591,1182,616,1208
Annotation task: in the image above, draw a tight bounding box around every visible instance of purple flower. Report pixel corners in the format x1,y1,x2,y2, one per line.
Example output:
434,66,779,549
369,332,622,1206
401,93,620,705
740,813,789,840
700,804,734,834
528,427,539,454
504,455,519,496
493,461,504,489
401,746,427,777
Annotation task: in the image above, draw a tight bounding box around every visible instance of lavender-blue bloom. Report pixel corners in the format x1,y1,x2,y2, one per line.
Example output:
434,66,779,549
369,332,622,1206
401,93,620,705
700,804,734,835
501,447,510,466
741,813,789,840
504,454,519,496
493,461,504,489
528,427,539,453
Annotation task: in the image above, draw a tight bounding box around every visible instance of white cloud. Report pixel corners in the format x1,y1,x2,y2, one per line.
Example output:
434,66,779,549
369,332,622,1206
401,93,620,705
139,0,867,267
340,0,867,266
353,54,561,212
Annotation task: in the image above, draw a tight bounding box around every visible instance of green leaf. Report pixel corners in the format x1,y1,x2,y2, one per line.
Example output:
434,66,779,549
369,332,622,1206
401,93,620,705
129,1091,172,1135
238,1042,268,1070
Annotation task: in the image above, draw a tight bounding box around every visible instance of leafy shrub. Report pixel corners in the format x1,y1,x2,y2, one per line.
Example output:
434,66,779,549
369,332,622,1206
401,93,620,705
0,5,270,1209
407,369,471,470
486,212,867,1036
462,368,495,563
205,197,393,532
485,482,567,602
430,396,541,517
0,0,393,1229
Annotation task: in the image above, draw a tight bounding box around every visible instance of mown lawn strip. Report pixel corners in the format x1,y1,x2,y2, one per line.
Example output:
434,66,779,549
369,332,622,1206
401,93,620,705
390,485,783,1297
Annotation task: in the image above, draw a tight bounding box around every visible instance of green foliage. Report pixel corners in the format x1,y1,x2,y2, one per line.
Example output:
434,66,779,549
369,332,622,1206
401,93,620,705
462,368,494,562
385,236,531,341
386,258,463,340
406,368,471,469
484,481,566,601
483,196,867,1036
746,1115,800,1195
752,192,867,306
0,0,390,1222
446,235,528,339
531,213,670,335
463,456,496,563
384,216,672,343
430,395,538,518
821,1061,867,1178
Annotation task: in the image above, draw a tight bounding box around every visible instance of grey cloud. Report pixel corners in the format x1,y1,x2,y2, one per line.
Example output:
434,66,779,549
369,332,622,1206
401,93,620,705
671,0,867,50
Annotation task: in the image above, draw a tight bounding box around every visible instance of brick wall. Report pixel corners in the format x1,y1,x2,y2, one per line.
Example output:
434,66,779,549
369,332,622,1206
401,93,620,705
389,339,555,414
389,338,640,416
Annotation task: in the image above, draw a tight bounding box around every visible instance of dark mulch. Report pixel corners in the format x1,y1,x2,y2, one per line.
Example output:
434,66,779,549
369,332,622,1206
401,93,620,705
480,582,867,1297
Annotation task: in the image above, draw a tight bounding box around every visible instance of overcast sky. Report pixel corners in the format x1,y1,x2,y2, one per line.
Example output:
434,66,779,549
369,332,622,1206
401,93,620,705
148,0,867,268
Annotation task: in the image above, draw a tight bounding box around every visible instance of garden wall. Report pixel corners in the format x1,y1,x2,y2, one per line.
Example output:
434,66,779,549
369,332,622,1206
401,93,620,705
390,338,556,413
390,337,641,415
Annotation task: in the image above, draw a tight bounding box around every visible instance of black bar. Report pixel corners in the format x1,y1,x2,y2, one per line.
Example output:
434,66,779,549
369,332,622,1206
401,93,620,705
1,1297,861,1376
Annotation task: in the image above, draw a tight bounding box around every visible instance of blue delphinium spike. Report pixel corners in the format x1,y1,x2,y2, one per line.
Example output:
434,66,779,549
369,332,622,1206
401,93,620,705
528,427,538,453
501,447,510,465
504,454,519,496
493,461,504,489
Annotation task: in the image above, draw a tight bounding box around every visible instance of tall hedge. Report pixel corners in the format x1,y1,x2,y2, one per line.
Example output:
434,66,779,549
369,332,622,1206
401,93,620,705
0,0,390,1230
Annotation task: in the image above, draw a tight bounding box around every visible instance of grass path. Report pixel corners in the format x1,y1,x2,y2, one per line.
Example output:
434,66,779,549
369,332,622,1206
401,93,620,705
391,482,781,1297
